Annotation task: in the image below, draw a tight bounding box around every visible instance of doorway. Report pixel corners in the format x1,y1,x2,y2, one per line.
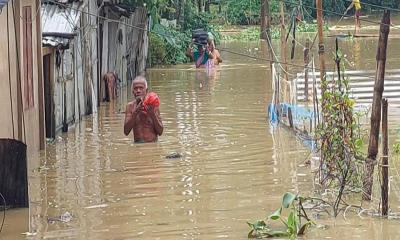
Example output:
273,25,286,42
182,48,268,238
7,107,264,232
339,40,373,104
43,54,55,139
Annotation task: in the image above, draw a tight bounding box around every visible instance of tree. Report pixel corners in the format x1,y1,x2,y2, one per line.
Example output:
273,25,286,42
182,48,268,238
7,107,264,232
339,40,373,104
260,0,269,39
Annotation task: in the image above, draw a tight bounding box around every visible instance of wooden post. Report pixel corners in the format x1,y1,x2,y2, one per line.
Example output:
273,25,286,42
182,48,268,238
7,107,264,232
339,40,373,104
260,0,268,40
304,39,310,101
62,79,68,132
12,0,24,141
316,0,326,96
36,0,45,149
316,0,327,169
335,38,342,92
381,98,389,216
362,10,391,201
288,107,294,128
280,1,289,81
261,0,274,72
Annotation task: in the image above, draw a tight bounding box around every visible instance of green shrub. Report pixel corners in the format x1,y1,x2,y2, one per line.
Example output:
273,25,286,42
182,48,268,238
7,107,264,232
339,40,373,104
148,32,167,66
150,24,191,65
221,23,328,41
148,3,220,66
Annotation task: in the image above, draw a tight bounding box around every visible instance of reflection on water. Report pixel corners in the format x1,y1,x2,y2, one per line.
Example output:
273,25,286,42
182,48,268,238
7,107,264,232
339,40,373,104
3,36,400,239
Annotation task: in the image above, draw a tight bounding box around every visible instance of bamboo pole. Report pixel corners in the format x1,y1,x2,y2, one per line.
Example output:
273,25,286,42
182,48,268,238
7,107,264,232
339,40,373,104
261,0,273,71
304,39,310,101
280,1,289,81
316,0,326,93
381,98,389,216
288,107,293,128
316,0,327,169
260,0,268,40
362,10,391,201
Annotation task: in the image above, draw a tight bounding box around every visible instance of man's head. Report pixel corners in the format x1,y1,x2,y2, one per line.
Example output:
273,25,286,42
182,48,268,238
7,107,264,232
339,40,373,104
207,39,215,51
131,76,148,99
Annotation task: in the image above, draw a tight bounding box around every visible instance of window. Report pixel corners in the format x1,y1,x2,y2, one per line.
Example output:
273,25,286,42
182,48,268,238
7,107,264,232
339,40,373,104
23,6,34,108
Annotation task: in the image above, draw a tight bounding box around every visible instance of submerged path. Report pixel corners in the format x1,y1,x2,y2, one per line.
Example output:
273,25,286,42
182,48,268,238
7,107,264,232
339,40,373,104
3,40,400,239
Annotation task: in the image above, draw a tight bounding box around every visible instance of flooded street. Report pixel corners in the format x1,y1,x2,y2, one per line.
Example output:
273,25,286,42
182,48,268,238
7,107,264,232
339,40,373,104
3,37,400,239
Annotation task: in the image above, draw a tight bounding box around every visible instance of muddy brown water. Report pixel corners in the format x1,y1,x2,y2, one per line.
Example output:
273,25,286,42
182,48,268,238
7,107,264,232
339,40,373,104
3,33,400,239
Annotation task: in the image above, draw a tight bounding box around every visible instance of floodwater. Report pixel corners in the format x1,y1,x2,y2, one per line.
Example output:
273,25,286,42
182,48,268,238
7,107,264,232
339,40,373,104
3,29,400,239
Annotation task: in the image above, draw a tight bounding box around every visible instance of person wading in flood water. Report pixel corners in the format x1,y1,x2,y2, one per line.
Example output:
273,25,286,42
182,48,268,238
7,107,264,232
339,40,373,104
186,40,214,68
124,76,163,143
103,71,117,102
345,0,362,34
207,37,222,66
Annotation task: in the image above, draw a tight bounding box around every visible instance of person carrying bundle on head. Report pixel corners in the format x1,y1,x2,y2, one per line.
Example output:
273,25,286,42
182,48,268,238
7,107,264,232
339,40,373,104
186,29,214,68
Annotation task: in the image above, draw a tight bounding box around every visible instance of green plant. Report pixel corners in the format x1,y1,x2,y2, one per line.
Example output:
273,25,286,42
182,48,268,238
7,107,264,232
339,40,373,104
315,40,367,216
394,142,400,155
247,192,314,239
221,23,327,42
223,0,263,25
150,23,191,65
148,32,167,66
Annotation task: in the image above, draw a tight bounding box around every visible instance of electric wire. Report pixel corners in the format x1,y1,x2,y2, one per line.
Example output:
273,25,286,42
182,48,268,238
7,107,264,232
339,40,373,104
45,0,397,84
282,0,399,30
344,0,400,13
265,31,297,77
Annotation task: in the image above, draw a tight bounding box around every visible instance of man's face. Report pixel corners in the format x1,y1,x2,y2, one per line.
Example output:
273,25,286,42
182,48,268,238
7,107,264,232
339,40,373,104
208,41,215,51
132,81,147,98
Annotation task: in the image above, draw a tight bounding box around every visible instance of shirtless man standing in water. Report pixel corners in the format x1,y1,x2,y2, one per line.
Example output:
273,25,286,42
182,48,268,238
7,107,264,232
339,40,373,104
124,76,163,143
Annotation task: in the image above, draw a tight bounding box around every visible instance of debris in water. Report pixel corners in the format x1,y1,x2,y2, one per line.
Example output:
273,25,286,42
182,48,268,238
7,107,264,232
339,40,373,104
21,231,37,236
85,204,108,209
166,152,183,159
47,211,72,223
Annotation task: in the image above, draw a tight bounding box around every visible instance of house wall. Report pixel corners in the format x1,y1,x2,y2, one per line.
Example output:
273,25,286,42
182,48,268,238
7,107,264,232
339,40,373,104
99,7,149,101
0,0,43,157
88,0,98,111
52,49,75,132
126,7,148,80
0,4,18,139
74,31,86,118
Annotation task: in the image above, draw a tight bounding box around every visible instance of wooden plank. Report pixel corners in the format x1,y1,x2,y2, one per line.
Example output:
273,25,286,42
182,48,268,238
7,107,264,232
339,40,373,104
23,7,28,109
101,20,108,101
22,6,33,109
27,7,33,108
36,0,45,149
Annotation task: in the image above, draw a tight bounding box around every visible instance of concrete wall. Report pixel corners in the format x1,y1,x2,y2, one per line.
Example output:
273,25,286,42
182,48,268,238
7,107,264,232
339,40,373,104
0,0,43,157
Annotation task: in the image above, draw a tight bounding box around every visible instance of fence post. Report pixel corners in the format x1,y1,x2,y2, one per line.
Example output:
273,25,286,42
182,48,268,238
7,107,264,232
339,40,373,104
381,98,389,216
362,10,391,201
304,39,310,101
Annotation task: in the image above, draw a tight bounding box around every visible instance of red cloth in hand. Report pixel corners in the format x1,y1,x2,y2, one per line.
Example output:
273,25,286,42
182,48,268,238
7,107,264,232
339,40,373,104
143,92,160,107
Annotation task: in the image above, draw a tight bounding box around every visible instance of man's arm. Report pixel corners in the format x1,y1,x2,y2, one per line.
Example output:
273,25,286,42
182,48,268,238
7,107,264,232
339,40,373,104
207,47,214,59
146,106,163,136
215,50,222,63
124,102,137,136
186,45,194,61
